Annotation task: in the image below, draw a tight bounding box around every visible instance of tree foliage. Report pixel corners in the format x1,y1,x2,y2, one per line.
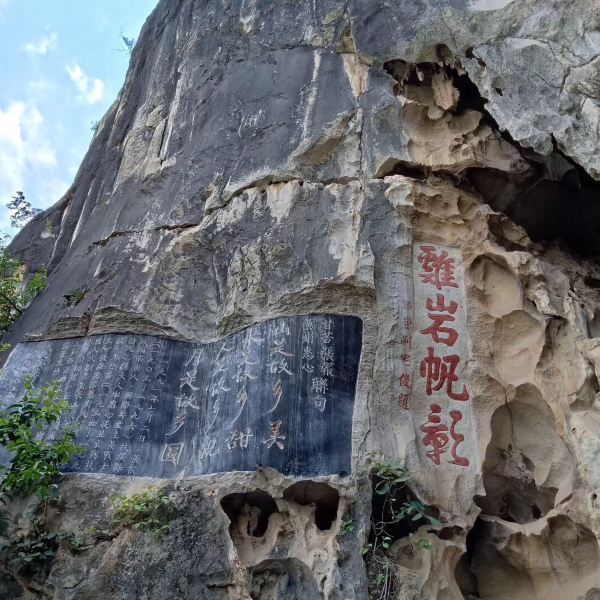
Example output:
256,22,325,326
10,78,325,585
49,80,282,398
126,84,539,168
0,242,47,340
0,377,83,502
0,381,82,578
119,33,135,56
110,489,175,539
7,192,42,230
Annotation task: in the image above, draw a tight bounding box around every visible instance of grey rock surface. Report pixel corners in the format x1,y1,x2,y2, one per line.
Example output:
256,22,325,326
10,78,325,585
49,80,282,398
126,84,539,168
2,0,600,598
6,0,600,347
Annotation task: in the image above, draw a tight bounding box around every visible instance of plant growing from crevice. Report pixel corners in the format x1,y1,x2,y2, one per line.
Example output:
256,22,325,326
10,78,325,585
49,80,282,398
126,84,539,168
340,517,356,536
363,454,441,599
0,528,83,569
63,288,87,306
117,31,136,56
109,488,175,539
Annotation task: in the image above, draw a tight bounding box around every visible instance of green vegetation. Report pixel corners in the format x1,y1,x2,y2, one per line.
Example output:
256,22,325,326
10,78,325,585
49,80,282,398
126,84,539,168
0,239,47,340
0,192,79,580
0,527,85,573
63,288,87,306
340,517,356,536
7,192,42,230
0,381,83,577
110,488,175,539
364,455,441,599
118,32,136,56
0,377,83,502
0,191,47,341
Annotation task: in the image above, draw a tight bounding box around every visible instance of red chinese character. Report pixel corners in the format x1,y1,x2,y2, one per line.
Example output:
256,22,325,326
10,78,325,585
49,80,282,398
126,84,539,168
449,410,469,466
404,317,413,329
419,404,448,465
419,347,469,401
400,353,411,365
400,373,411,388
418,245,459,290
420,294,459,347
399,393,410,409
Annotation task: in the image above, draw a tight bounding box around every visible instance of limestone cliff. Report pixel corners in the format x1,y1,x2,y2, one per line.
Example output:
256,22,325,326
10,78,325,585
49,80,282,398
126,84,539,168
3,0,600,598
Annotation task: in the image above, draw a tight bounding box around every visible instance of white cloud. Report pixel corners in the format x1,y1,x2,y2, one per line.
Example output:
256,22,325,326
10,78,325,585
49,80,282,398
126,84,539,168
27,77,52,97
0,101,58,231
66,63,105,105
24,32,57,55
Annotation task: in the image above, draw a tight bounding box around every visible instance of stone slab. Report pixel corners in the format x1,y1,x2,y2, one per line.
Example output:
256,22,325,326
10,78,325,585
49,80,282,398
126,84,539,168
0,315,362,478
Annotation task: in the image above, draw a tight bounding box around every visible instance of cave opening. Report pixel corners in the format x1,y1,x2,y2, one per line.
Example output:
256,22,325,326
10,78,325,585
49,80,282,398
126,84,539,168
283,481,340,531
220,489,279,538
454,518,483,599
465,164,600,259
383,54,600,260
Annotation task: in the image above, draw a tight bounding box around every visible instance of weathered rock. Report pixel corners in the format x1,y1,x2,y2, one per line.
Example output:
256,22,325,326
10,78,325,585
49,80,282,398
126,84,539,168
2,0,600,598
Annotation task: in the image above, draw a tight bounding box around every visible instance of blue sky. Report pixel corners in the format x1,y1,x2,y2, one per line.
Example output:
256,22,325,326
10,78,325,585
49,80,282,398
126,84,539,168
0,0,158,235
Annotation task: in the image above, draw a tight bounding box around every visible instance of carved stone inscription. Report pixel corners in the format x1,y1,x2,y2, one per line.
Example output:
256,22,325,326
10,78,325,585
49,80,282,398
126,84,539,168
0,315,362,478
412,244,477,470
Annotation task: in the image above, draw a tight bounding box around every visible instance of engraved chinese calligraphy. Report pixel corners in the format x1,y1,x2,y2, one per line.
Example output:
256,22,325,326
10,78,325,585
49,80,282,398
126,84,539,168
412,243,477,470
0,315,362,478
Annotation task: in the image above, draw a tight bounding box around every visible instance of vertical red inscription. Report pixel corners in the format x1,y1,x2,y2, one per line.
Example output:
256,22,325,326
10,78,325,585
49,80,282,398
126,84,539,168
415,244,471,468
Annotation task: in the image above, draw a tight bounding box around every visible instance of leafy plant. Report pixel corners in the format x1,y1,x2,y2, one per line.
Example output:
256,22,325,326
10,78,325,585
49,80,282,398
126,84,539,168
364,454,441,599
63,288,87,306
340,518,356,536
110,489,174,539
0,382,83,580
418,538,433,551
118,31,136,56
372,457,411,496
0,530,58,570
0,241,47,338
0,377,83,501
0,529,85,573
7,191,42,229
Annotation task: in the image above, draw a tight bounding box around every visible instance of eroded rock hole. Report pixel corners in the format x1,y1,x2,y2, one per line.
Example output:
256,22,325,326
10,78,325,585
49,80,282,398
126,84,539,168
457,515,600,599
475,167,600,258
384,58,492,122
283,481,339,531
220,489,278,538
249,559,321,600
475,383,574,523
459,80,600,258
384,56,600,259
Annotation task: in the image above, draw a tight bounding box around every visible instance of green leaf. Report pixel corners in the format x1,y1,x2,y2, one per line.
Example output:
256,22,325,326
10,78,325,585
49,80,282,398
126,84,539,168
418,539,433,551
375,481,391,495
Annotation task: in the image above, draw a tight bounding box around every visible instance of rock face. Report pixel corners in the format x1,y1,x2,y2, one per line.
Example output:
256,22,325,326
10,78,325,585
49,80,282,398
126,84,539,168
3,0,600,598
